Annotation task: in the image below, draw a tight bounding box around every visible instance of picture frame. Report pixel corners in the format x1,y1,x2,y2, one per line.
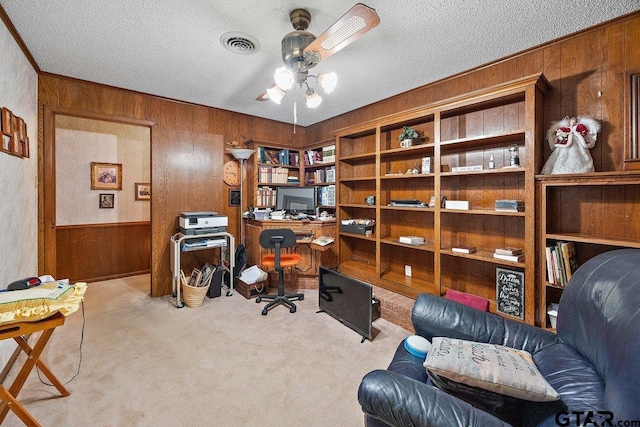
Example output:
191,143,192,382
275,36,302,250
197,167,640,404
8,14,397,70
11,131,21,156
99,193,114,209
1,107,11,136
1,134,10,152
135,182,151,200
496,267,525,320
91,162,122,190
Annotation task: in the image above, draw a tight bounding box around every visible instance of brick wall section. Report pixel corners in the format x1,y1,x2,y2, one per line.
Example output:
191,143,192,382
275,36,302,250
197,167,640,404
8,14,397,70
372,286,415,333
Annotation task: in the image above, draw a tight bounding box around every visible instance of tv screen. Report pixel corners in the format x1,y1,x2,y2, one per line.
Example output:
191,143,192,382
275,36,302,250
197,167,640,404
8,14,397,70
318,267,375,341
275,186,316,214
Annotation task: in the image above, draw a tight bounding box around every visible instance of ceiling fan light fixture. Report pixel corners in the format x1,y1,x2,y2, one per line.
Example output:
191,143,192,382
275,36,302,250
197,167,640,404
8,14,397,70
306,89,322,108
266,85,286,104
317,72,337,94
274,67,294,90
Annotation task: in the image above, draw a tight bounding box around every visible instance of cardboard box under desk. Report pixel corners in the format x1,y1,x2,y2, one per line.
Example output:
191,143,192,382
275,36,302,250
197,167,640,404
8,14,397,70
236,279,268,299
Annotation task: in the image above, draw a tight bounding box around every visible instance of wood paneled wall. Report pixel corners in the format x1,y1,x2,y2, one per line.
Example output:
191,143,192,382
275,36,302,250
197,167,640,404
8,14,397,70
38,11,640,297
38,75,302,297
56,222,150,282
306,13,640,174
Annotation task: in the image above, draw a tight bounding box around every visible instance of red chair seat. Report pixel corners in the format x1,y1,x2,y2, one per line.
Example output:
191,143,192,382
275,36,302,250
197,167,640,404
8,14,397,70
262,253,301,268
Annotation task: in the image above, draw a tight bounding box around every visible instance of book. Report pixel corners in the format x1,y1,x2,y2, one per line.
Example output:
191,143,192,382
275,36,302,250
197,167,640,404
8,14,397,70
495,200,525,212
399,236,425,245
495,247,523,256
311,236,334,246
452,245,477,254
444,200,469,210
493,253,525,262
560,241,579,281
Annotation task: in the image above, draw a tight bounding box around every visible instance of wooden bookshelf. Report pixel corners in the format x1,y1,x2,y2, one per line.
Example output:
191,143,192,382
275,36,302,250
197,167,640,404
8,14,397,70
335,73,550,324
536,171,640,329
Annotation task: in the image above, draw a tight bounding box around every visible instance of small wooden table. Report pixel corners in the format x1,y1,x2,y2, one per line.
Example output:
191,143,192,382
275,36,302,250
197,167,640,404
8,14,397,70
0,312,70,426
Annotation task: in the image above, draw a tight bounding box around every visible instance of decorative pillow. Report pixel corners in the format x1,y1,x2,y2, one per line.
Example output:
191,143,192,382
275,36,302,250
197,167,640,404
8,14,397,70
0,282,87,326
423,337,559,402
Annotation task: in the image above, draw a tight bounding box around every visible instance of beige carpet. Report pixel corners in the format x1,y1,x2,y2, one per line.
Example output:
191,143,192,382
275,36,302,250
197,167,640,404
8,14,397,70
2,275,411,426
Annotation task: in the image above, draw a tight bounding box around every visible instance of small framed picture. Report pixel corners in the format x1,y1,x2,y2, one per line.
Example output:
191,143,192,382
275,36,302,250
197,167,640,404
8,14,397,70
1,134,10,152
135,182,151,200
91,162,122,190
99,193,114,209
11,131,21,156
1,107,11,136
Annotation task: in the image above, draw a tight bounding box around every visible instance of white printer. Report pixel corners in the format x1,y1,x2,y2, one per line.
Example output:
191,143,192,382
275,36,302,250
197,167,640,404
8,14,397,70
179,211,228,235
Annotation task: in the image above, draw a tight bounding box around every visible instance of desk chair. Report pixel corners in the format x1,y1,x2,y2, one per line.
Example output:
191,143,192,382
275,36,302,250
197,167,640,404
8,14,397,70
256,228,304,315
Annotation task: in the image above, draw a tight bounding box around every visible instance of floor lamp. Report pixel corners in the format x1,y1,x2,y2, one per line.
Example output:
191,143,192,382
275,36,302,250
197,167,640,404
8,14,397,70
227,148,255,246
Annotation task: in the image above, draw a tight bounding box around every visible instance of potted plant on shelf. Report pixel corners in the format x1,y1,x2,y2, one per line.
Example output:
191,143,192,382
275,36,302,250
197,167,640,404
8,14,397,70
397,126,421,148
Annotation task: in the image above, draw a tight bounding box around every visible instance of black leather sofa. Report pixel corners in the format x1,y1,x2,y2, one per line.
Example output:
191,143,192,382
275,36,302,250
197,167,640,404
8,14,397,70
358,249,640,427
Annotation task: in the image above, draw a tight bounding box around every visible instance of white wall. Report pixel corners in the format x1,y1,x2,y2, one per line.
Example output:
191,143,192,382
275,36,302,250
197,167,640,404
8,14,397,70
0,19,38,368
55,117,150,225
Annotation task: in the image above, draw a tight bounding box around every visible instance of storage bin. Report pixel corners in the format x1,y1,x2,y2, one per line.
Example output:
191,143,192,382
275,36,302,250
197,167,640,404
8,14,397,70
340,223,374,236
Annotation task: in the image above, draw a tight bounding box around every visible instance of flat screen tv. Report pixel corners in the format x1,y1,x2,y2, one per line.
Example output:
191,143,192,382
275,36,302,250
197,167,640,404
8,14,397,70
318,266,379,342
275,186,316,215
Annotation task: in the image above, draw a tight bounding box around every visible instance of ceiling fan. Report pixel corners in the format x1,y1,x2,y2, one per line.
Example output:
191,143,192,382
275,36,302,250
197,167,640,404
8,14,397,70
256,3,380,111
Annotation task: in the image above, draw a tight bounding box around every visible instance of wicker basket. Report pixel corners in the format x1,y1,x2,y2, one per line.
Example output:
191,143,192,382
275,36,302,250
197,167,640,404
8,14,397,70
182,283,210,308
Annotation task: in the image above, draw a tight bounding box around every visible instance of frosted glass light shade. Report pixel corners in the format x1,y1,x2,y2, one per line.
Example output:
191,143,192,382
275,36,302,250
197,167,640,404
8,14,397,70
266,85,286,104
227,148,255,160
317,72,337,94
306,90,322,108
274,67,294,90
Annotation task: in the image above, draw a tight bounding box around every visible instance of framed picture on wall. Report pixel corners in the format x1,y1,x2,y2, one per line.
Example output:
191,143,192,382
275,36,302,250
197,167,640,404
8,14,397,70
91,162,122,190
99,193,114,209
135,182,151,200
1,107,11,136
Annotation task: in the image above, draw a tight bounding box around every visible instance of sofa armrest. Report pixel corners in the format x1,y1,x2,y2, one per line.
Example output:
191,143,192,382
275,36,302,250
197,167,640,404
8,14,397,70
358,370,511,427
412,293,558,354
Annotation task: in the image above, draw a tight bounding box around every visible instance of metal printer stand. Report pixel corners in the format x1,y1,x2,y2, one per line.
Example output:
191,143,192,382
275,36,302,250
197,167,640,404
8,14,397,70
170,231,235,308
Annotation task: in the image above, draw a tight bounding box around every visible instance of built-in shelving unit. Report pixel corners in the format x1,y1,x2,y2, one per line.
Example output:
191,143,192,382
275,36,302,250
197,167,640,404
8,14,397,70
537,171,640,329
335,74,550,325
247,140,336,212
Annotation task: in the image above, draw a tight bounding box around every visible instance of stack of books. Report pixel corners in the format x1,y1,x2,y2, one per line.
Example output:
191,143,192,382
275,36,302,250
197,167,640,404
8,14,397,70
493,247,524,262
494,200,524,212
399,236,425,245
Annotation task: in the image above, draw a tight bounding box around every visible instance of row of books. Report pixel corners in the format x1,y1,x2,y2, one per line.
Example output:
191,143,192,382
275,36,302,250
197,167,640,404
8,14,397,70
305,167,336,184
258,166,293,184
258,147,299,166
545,241,578,287
256,186,276,207
317,185,335,206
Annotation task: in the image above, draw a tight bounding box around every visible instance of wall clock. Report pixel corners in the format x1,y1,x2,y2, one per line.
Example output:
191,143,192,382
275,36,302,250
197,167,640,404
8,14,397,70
223,161,240,186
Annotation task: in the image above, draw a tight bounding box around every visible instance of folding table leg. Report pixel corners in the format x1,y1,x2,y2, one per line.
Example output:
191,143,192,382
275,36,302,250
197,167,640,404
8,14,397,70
0,327,68,424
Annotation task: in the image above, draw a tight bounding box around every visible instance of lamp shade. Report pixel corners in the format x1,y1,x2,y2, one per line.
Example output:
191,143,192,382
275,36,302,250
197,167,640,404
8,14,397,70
227,148,255,160
274,67,294,90
317,72,337,94
266,85,286,104
306,90,322,108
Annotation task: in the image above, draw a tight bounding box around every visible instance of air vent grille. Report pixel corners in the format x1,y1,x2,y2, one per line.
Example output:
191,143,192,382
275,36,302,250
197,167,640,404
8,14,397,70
221,32,260,55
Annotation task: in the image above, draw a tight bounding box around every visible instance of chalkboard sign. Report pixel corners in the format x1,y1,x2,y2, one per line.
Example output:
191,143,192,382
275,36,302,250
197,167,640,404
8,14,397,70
496,268,524,320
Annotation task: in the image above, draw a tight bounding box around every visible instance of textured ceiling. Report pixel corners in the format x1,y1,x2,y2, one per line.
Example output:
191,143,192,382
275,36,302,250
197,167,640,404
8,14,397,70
2,0,639,127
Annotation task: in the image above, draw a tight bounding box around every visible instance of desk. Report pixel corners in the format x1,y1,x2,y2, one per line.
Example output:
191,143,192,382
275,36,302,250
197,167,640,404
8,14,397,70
245,219,337,289
170,232,235,308
0,312,69,426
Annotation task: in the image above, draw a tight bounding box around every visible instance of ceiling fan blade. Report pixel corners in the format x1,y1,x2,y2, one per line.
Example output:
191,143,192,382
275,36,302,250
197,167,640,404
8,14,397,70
303,3,380,65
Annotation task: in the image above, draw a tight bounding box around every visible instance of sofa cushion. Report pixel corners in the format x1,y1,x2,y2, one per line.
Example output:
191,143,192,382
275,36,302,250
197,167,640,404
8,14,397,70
424,337,559,402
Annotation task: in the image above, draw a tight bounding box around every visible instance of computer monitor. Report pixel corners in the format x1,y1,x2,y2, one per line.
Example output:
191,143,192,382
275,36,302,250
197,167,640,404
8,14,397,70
275,186,316,214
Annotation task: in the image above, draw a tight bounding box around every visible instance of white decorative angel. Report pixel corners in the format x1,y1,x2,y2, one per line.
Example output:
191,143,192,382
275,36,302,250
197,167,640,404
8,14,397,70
540,116,600,175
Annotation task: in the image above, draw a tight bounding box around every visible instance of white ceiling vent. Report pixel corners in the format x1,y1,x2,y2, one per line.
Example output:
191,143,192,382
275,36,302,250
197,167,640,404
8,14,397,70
220,32,260,55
